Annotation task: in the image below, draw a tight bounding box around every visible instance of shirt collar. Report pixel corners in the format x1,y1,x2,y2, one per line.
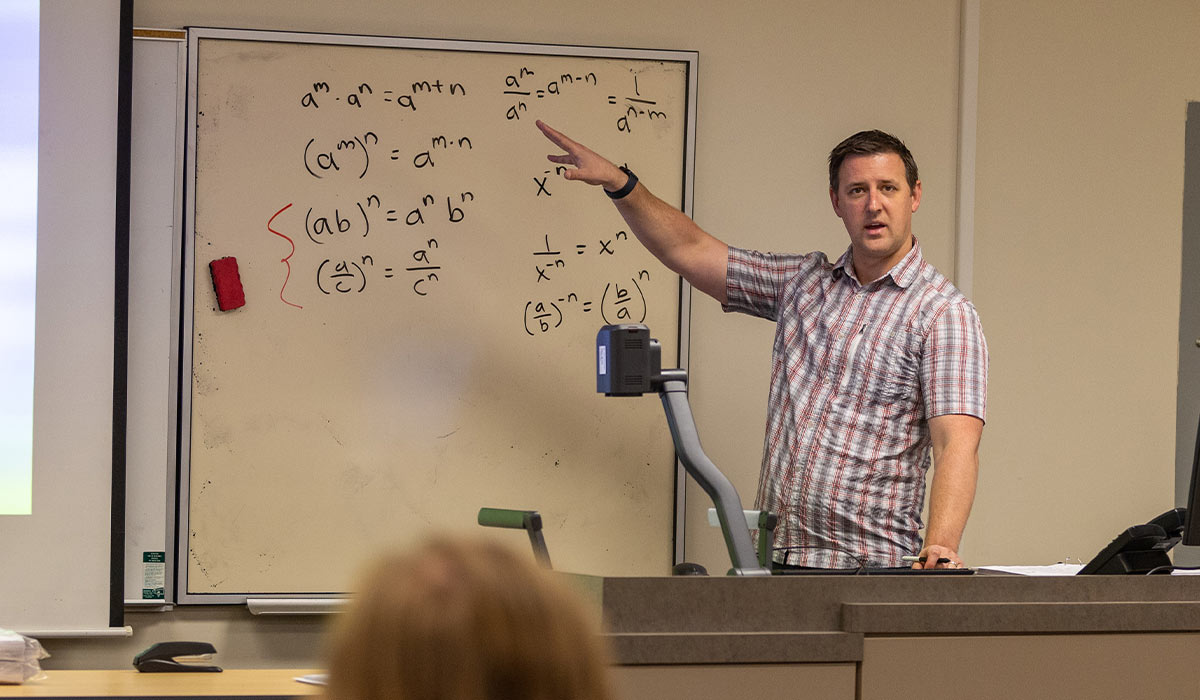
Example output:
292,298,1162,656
831,236,924,289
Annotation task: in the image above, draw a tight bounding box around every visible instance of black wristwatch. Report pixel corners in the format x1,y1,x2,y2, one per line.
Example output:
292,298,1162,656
605,166,638,200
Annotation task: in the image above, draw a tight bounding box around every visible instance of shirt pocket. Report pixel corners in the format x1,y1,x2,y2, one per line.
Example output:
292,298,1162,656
820,326,922,461
852,326,921,404
876,329,921,403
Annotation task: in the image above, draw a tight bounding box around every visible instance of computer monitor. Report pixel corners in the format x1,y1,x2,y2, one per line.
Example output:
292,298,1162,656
1182,410,1200,546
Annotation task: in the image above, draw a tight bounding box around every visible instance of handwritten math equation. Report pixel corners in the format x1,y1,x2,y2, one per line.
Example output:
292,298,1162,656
502,67,669,134
315,238,443,297
303,131,477,180
301,191,475,242
523,271,652,335
530,232,635,283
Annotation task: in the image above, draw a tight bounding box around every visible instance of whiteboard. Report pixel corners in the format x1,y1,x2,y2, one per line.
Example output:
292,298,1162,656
178,29,697,600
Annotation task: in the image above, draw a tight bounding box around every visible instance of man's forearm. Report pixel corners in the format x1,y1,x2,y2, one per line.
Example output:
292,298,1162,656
924,413,983,554
924,447,978,551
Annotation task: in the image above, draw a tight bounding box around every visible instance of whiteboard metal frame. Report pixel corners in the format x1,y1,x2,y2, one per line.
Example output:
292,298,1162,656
125,33,186,609
177,27,697,604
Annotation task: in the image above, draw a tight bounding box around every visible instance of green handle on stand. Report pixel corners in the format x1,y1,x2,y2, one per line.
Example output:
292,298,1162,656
477,507,552,569
757,511,778,569
478,507,532,529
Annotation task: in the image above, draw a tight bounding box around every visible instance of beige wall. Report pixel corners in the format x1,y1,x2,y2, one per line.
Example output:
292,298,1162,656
47,0,1193,670
971,1,1200,564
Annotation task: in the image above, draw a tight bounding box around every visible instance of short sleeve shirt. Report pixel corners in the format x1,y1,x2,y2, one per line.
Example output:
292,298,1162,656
723,240,987,568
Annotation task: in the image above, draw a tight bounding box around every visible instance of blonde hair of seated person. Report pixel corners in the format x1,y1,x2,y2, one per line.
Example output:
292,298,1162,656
325,536,614,700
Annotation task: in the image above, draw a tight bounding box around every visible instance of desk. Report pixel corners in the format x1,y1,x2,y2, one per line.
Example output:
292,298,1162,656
0,670,321,699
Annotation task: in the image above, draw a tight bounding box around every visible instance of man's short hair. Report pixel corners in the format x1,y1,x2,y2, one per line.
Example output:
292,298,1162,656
828,130,919,193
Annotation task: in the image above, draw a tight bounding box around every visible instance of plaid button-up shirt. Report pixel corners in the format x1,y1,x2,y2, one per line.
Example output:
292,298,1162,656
724,240,987,568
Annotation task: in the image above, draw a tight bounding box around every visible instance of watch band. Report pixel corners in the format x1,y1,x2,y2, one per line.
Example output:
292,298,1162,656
605,166,638,200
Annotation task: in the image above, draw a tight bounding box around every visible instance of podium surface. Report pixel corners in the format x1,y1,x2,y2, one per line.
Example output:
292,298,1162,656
579,572,1200,700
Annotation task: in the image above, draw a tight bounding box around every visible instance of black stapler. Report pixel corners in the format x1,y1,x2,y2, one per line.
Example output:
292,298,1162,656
133,641,222,673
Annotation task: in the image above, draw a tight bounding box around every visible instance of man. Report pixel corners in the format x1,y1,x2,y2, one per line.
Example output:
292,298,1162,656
537,120,986,570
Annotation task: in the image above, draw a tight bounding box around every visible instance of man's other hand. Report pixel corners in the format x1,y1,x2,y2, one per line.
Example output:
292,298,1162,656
913,544,964,569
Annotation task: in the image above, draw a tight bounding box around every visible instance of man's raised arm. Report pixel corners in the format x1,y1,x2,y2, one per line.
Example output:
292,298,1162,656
536,120,729,304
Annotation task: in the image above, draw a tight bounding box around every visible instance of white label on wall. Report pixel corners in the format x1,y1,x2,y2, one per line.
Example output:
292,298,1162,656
142,551,165,600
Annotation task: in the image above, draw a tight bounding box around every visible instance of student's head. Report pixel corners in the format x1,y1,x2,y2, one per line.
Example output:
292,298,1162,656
326,536,613,700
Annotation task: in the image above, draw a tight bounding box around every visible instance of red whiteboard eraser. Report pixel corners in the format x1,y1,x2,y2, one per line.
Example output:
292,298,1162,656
209,256,246,311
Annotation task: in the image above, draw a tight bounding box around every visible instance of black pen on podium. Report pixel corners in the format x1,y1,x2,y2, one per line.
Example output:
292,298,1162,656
901,555,952,565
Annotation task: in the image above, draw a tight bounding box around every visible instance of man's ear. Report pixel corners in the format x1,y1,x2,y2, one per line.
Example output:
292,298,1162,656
911,180,923,213
830,187,844,218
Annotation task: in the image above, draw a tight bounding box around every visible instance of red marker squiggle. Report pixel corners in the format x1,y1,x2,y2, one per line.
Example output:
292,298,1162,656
267,203,303,309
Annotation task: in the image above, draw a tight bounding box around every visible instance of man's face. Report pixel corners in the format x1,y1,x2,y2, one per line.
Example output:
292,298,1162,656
830,152,922,279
